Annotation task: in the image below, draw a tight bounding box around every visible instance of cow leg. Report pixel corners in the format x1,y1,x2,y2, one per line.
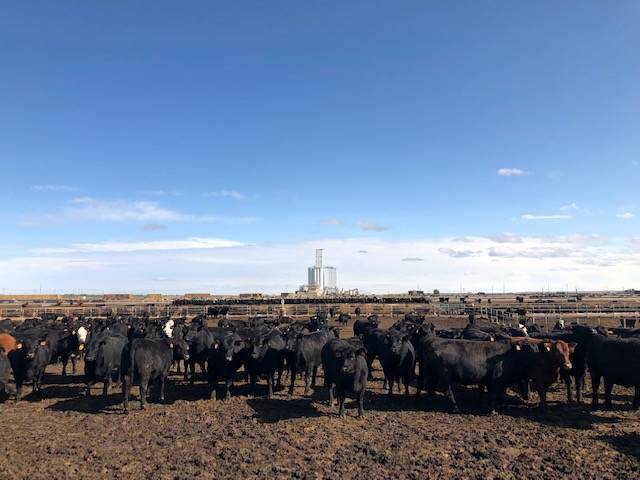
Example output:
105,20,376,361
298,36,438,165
357,388,365,418
387,372,393,397
404,373,411,397
537,385,547,412
61,355,68,376
445,383,459,413
366,353,374,381
562,371,573,403
140,379,148,410
603,379,614,409
225,379,233,401
328,384,335,410
86,381,93,396
338,391,346,418
633,386,639,411
71,355,77,375
575,373,584,404
158,375,166,403
591,374,601,408
288,365,296,395
103,377,111,398
303,368,311,396
15,379,23,402
189,361,195,385
122,375,130,414
311,366,318,389
267,372,274,399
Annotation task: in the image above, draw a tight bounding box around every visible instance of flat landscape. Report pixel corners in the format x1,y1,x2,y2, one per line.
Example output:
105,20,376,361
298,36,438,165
1,315,639,480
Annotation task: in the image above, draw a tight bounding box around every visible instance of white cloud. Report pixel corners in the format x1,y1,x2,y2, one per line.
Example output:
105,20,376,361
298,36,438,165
31,184,79,192
520,214,572,220
616,212,635,219
497,168,532,177
6,234,638,294
32,237,243,254
323,218,343,226
357,220,390,232
559,203,588,213
401,257,424,262
140,190,181,196
36,197,255,224
203,190,246,200
486,233,523,244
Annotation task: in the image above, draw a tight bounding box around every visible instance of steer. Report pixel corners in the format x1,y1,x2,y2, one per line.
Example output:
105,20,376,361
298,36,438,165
321,338,368,418
0,350,12,401
121,338,175,413
379,330,415,397
207,332,247,400
289,327,338,395
245,329,285,398
512,338,573,411
10,337,52,401
573,325,640,410
416,333,523,412
85,334,128,397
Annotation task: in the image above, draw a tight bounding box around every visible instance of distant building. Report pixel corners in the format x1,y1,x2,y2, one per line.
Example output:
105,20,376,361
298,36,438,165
183,293,213,300
301,249,337,295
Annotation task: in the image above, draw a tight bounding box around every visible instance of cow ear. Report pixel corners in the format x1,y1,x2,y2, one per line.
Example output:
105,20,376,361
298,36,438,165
544,342,551,352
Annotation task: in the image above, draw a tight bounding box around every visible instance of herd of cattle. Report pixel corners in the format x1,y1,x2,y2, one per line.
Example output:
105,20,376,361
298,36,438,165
0,311,639,417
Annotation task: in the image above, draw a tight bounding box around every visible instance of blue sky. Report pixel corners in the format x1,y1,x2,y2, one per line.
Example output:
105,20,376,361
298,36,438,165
1,2,639,293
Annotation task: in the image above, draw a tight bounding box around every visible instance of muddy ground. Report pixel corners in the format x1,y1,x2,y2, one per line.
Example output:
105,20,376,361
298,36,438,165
1,317,639,479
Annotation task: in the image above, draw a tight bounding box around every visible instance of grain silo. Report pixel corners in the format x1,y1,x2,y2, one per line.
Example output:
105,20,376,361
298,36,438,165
306,249,337,294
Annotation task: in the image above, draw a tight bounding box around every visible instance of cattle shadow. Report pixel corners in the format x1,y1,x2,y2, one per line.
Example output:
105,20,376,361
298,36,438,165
596,432,640,461
499,402,622,430
247,397,323,423
47,394,123,414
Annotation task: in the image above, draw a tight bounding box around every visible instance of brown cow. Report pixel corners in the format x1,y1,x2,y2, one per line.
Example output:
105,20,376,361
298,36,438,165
513,337,572,411
0,333,18,355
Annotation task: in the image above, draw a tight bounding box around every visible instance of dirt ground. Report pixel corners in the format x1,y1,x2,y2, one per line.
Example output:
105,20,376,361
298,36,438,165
1,317,639,479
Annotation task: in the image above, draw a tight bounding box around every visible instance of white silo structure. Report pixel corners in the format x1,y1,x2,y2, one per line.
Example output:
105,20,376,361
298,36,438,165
306,249,337,294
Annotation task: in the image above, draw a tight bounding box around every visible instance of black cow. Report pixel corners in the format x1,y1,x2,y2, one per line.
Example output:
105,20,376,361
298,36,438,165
321,338,368,418
184,325,216,383
245,329,286,398
573,325,640,409
404,312,425,324
353,316,379,337
416,334,523,412
337,313,351,326
207,332,247,400
289,327,338,395
461,324,494,342
121,338,174,412
10,337,52,401
361,328,387,381
46,329,81,375
0,350,12,401
379,330,415,397
85,334,128,397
